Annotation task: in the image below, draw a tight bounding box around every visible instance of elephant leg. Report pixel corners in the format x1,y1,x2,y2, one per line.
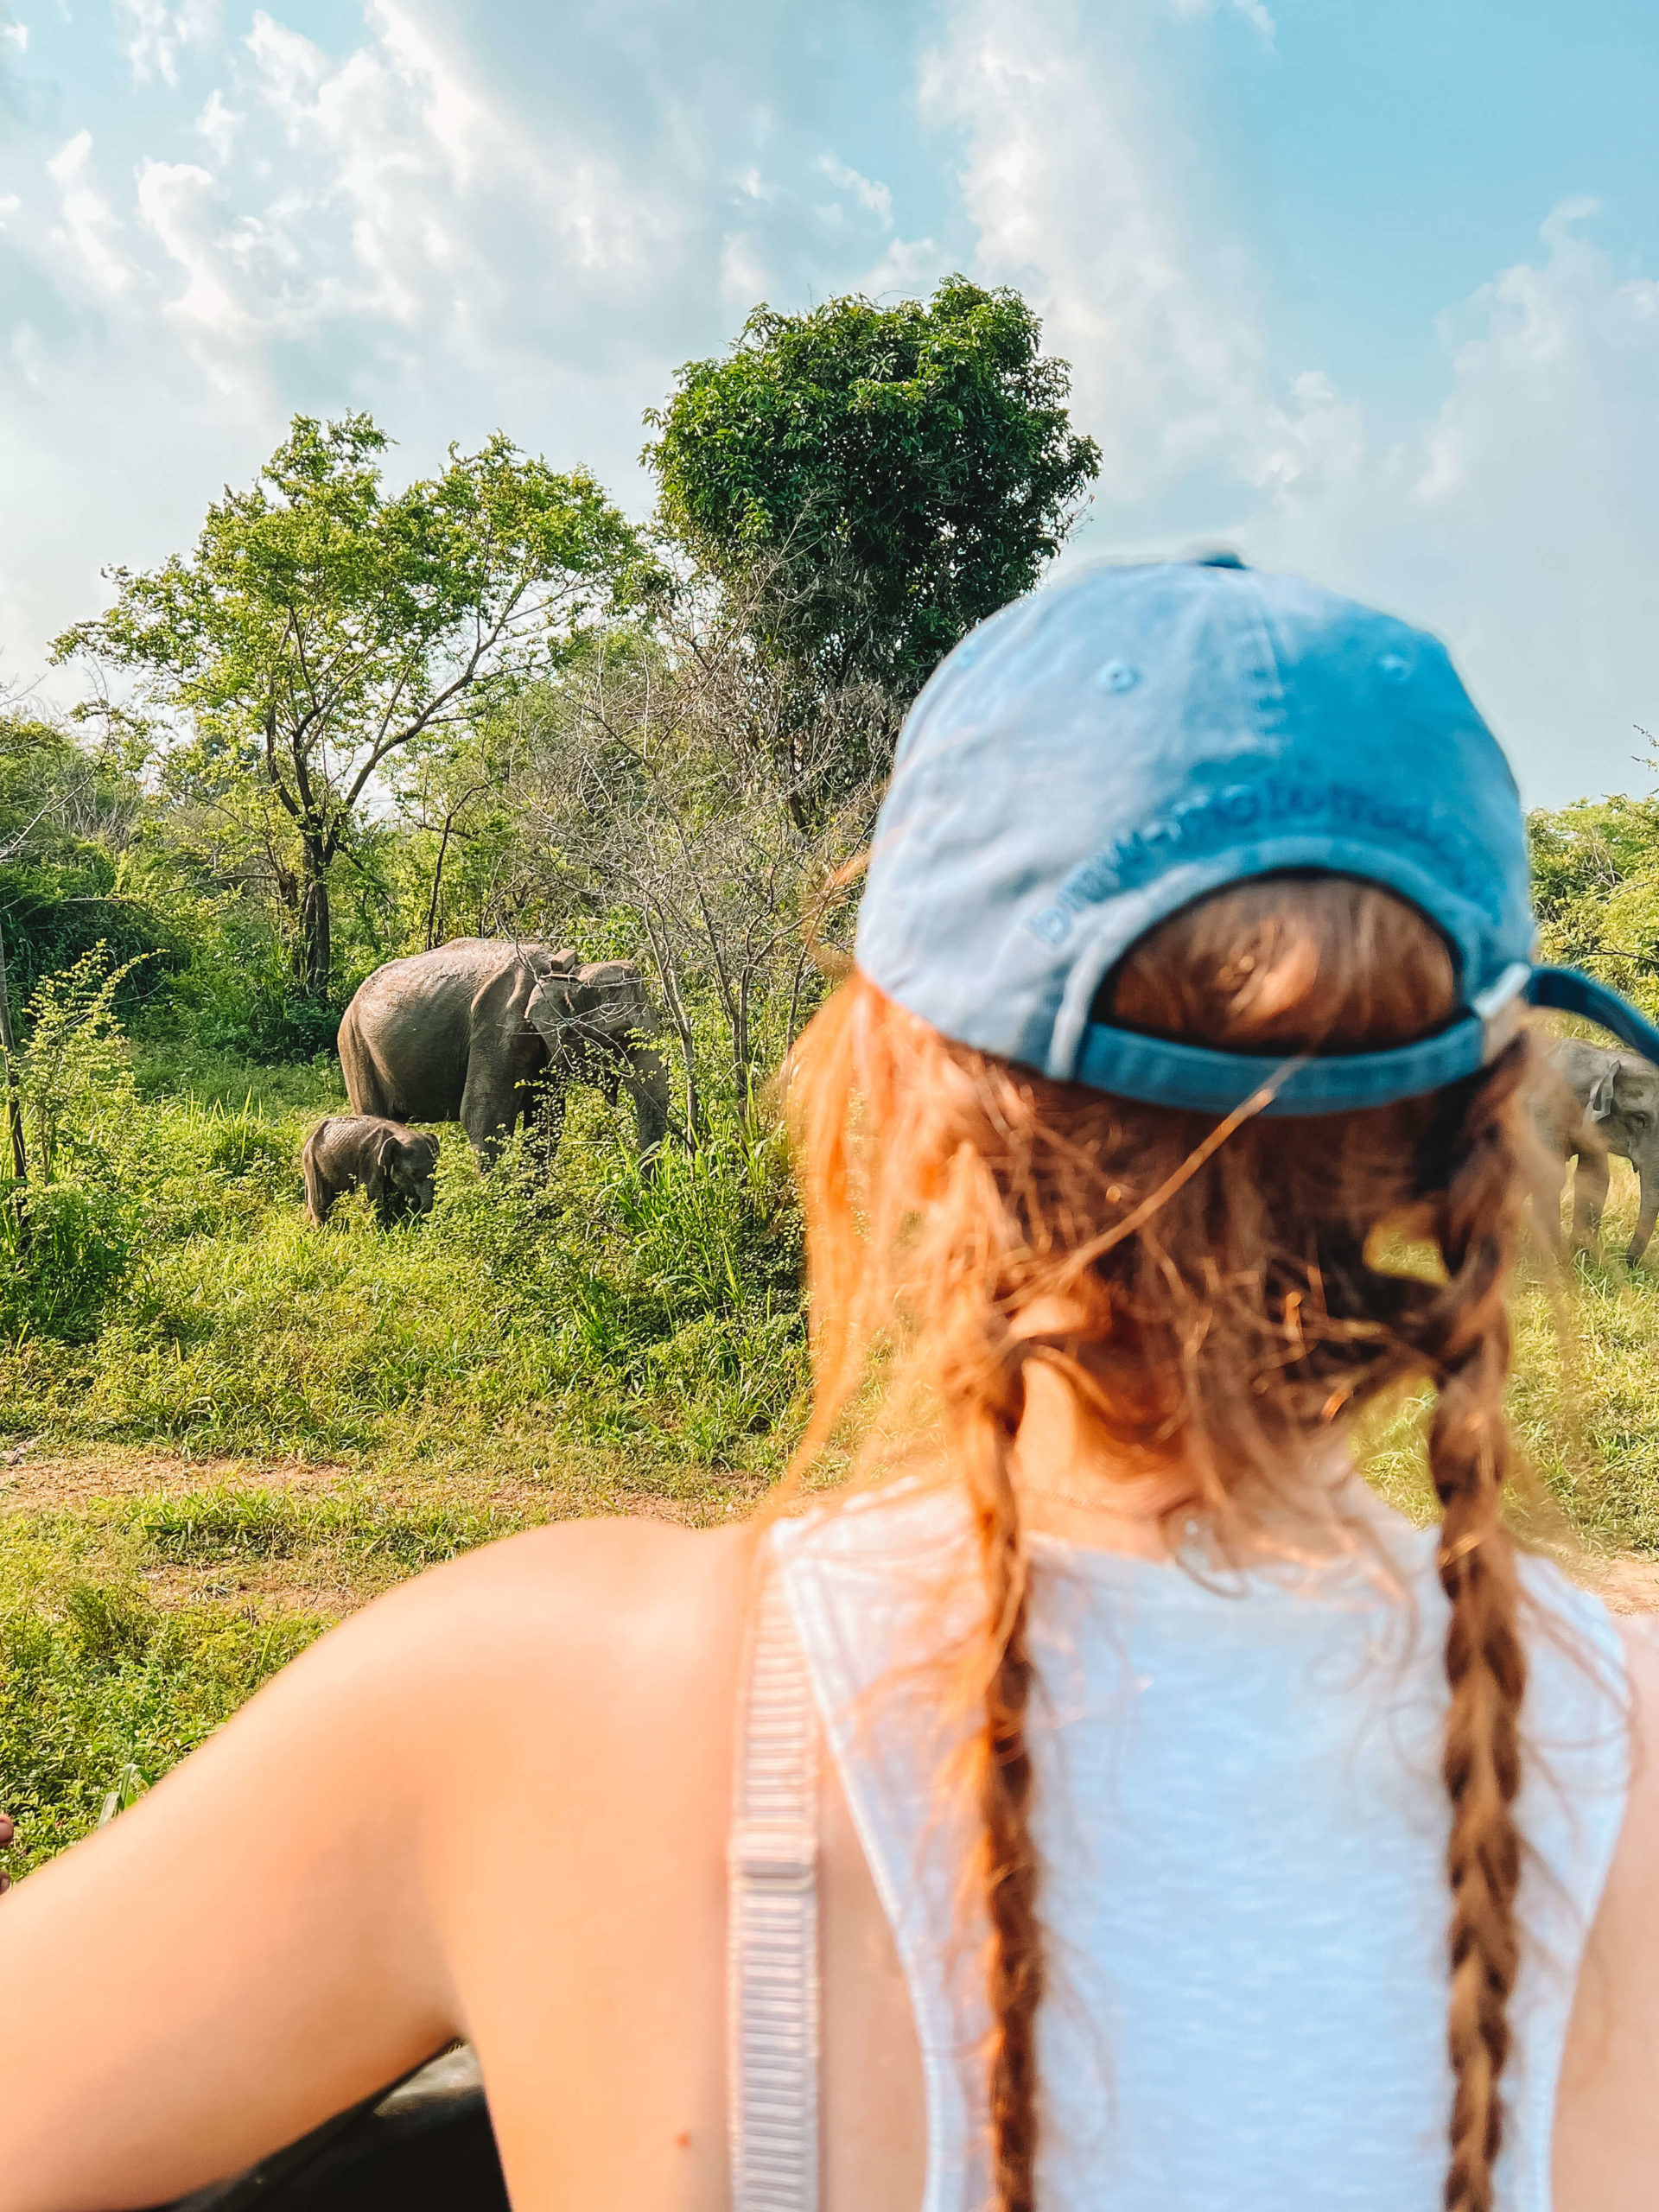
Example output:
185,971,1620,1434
460,1063,517,1170
1629,1164,1659,1266
1530,1153,1567,1258
1573,1150,1610,1249
302,1151,333,1230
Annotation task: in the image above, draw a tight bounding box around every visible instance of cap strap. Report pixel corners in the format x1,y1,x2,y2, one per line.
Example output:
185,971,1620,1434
1071,1018,1491,1118
1525,966,1659,1064
1072,962,1659,1117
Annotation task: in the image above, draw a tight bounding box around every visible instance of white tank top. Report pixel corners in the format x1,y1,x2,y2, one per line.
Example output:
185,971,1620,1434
754,1484,1629,2212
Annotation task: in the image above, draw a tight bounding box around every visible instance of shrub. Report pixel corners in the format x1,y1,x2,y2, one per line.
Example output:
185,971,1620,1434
0,1183,134,1342
235,984,347,1065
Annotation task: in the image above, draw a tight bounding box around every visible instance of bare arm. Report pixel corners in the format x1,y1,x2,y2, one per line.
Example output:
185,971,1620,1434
1555,1618,1659,2211
0,1517,752,2212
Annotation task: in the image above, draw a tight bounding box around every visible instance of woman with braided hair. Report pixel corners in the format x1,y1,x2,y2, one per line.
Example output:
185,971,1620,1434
3,559,1658,2212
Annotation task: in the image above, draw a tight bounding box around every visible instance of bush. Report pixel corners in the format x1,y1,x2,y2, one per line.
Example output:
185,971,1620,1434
0,1183,134,1342
0,865,183,1020
234,983,347,1065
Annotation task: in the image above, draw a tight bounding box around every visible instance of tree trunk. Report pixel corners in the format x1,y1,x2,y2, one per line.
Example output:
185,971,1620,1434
0,920,29,1244
298,838,332,998
425,815,456,950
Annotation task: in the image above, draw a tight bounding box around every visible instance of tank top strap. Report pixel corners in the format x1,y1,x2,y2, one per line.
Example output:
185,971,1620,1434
727,1554,821,2212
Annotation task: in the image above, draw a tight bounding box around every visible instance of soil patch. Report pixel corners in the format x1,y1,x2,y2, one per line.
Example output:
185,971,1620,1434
1579,1553,1659,1617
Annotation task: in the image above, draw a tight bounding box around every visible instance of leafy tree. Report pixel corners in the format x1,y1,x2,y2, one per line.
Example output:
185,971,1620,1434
643,277,1101,717
54,415,651,997
0,714,178,1014
1529,791,1659,1019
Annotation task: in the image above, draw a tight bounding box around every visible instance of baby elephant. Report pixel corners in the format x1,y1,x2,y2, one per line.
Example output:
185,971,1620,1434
302,1116,439,1229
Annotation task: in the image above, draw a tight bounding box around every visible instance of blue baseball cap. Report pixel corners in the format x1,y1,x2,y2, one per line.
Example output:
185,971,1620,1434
855,557,1659,1116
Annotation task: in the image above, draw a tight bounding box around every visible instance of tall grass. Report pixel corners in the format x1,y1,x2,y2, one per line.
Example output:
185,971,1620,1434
0,1047,806,1469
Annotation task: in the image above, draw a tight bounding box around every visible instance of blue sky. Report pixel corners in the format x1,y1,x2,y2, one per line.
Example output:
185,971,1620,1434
3,0,1657,803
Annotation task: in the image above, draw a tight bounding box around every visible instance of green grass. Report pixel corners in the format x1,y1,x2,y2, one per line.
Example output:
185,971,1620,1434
1364,1171,1659,1553
9,1037,1659,1879
0,1057,808,1467
0,1514,322,1872
0,1039,805,1870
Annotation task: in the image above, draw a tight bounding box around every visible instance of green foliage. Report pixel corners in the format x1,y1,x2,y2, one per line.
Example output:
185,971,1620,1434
1528,791,1659,1017
0,1184,134,1344
644,276,1101,708
0,949,149,1341
0,716,180,1016
0,1029,804,1470
14,944,144,1181
53,413,653,995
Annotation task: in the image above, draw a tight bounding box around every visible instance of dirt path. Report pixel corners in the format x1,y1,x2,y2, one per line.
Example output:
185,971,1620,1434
0,1440,768,1618
0,1445,352,1513
4,1443,1657,1613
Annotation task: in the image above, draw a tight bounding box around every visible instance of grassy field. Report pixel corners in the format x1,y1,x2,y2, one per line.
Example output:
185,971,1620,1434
0,1041,804,1872
6,1040,1659,1878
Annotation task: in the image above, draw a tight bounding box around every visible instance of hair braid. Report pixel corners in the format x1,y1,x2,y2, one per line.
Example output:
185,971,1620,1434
785,890,1552,2212
1420,1039,1532,2212
956,1344,1043,2212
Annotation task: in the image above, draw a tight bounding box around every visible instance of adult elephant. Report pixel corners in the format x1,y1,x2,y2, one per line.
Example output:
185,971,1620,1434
1539,1037,1659,1264
338,939,670,1171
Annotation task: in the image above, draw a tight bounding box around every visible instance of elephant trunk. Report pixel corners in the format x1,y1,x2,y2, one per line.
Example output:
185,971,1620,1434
626,1045,671,1164
1630,1162,1659,1266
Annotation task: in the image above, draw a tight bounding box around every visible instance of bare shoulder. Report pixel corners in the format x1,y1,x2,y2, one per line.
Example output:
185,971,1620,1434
1613,1611,1659,1829
338,1513,762,1739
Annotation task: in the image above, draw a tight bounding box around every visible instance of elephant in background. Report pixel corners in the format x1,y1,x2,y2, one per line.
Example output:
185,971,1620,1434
303,1116,440,1230
1538,1037,1659,1264
338,939,670,1171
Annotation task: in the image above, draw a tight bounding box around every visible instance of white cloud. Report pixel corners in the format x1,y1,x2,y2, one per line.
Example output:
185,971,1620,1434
3,0,1654,806
927,0,1659,799
45,130,132,296
1250,206,1659,798
3,19,27,53
1167,0,1275,48
926,0,1274,504
194,87,242,165
817,155,894,230
115,0,220,87
0,0,787,691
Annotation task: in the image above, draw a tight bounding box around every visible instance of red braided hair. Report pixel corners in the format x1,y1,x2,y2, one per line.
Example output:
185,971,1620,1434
785,875,1538,2210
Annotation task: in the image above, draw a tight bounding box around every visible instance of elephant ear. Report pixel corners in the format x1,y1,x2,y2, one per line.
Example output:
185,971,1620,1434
577,960,659,1039
1590,1066,1620,1119
525,969,582,1047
